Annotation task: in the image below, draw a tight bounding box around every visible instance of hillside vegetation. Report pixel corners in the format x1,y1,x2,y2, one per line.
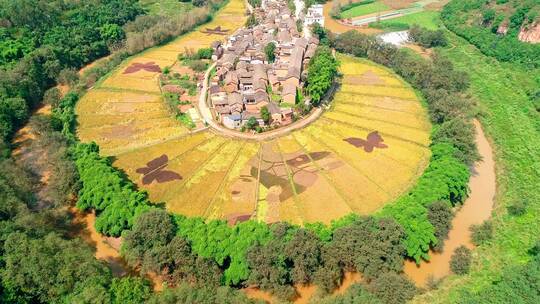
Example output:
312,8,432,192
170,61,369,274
442,0,540,67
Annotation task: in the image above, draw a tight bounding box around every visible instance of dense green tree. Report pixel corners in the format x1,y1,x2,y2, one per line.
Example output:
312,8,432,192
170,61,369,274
264,42,276,63
428,201,453,252
109,277,151,304
246,116,259,130
306,46,338,106
147,283,258,304
368,272,417,304
260,106,271,124
409,25,448,48
1,232,111,303
331,216,405,279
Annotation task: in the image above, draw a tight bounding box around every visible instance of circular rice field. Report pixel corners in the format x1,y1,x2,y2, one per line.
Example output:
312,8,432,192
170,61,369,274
76,0,431,225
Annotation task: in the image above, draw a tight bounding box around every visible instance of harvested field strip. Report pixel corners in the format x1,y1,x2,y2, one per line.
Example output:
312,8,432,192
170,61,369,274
134,136,227,202
275,141,306,225
335,100,425,116
206,143,260,221
112,131,207,157
77,113,172,129
294,130,389,214
203,142,248,218
90,127,189,156
321,116,428,148
340,84,418,99
302,125,391,199
328,119,431,169
158,137,230,201
92,87,161,95
257,142,304,225
78,117,180,133
99,78,162,93
332,108,430,131
284,135,356,223
116,133,215,183
305,123,411,198
168,141,244,216
336,90,419,102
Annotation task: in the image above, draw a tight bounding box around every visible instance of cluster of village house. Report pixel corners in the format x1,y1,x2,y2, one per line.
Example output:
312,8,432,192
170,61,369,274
207,0,321,130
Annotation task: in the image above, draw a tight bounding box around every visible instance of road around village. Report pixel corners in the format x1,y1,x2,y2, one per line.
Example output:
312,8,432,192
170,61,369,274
197,63,326,141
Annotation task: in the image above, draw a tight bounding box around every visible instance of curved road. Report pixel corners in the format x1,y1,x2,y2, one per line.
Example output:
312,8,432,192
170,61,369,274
197,63,324,141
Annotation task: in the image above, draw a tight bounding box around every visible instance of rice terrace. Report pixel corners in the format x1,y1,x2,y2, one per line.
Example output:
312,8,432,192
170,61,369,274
2,0,539,303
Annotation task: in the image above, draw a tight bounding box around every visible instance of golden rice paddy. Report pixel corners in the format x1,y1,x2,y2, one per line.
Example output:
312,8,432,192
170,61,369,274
75,0,431,224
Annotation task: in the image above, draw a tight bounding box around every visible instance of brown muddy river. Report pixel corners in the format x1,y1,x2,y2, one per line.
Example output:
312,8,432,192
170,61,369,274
403,120,496,286
73,120,495,300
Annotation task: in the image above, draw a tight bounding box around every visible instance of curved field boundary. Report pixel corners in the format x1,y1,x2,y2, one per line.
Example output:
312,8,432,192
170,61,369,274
75,1,431,224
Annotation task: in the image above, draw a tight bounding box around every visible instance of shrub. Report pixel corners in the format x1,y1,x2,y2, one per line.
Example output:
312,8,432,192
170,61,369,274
450,245,472,275
57,68,79,86
507,200,527,216
409,25,448,48
428,201,454,252
196,47,213,59
188,60,208,72
368,272,417,304
470,220,493,245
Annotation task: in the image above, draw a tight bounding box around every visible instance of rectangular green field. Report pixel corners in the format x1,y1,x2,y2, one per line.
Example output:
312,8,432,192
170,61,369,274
340,1,390,19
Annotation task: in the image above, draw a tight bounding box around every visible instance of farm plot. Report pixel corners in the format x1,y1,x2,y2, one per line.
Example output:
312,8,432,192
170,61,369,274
205,142,260,222
75,0,431,225
276,135,353,224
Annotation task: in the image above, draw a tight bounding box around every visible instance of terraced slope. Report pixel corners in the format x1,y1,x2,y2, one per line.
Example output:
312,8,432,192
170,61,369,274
76,4,431,224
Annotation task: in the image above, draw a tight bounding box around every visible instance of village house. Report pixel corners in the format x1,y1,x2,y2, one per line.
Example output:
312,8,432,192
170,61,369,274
207,0,319,130
305,4,325,27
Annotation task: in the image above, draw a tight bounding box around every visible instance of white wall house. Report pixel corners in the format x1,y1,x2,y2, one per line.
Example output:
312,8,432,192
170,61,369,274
305,4,324,27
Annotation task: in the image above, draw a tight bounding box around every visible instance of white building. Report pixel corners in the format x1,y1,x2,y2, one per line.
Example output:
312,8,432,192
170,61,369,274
305,4,324,27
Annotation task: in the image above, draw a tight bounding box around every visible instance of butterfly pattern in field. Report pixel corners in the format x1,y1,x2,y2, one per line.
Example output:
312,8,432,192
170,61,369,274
136,154,182,185
344,131,388,153
201,26,230,36
123,62,161,74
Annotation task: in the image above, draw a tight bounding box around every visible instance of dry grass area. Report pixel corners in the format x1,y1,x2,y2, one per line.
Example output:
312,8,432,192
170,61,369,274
75,0,430,225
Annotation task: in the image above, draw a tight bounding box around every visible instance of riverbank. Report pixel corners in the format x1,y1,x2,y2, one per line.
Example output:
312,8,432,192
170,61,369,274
404,120,496,286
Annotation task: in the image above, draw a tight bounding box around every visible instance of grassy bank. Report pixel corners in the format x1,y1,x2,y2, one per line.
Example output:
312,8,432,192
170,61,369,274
413,32,540,302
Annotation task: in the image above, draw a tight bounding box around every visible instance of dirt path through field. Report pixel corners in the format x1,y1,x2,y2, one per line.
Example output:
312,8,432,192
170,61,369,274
403,120,496,286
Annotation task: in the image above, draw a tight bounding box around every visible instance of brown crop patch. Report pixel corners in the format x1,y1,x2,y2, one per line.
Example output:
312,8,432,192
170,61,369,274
226,213,252,225
201,26,230,36
136,154,182,185
101,122,137,139
256,149,338,203
348,70,384,85
123,62,162,74
344,131,388,153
